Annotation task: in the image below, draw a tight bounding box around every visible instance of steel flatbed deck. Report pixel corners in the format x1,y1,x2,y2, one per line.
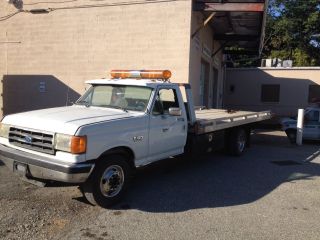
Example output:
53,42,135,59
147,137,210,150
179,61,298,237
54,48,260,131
181,84,272,135
192,109,271,134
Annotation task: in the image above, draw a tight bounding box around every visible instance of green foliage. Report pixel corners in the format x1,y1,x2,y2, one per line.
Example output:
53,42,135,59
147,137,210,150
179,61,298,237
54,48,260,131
263,0,320,66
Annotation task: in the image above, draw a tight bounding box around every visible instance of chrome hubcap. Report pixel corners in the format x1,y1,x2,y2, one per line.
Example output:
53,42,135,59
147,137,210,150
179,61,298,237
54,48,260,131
100,165,124,198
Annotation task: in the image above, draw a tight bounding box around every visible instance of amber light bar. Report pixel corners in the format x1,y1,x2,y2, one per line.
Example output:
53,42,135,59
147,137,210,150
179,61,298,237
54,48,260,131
110,70,172,80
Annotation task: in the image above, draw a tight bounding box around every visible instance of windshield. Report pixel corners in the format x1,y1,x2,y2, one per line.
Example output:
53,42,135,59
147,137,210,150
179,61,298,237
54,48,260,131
75,85,153,112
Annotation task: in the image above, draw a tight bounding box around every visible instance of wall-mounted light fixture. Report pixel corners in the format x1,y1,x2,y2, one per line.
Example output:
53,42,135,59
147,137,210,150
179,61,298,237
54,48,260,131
29,9,50,14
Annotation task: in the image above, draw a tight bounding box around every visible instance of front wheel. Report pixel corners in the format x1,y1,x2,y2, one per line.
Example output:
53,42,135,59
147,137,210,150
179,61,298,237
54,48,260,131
80,155,132,208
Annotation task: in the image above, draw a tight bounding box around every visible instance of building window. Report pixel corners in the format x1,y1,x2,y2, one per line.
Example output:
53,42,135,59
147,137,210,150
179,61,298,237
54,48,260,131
308,85,320,103
261,84,280,103
200,60,210,107
305,110,319,122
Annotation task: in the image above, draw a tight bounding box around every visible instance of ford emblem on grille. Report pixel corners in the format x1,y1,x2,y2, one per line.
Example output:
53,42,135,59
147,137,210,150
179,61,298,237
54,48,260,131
24,135,33,144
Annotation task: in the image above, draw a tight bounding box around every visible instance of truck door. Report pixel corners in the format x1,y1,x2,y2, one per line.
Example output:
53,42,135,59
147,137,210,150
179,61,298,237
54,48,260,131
148,87,187,161
303,110,320,140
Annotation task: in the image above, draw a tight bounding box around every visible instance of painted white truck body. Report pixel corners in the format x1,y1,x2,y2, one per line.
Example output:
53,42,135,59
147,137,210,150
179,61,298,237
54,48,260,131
0,78,271,185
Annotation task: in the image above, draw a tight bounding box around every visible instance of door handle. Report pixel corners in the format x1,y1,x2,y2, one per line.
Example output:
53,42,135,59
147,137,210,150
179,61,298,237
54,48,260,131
177,117,185,122
162,128,169,132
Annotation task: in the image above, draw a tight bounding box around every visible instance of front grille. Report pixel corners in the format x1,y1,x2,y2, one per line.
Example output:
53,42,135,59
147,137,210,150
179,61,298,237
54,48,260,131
9,127,55,155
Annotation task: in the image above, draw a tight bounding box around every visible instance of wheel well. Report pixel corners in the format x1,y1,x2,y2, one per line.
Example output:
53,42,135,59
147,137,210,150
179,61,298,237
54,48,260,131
99,147,136,169
226,126,251,137
226,126,251,147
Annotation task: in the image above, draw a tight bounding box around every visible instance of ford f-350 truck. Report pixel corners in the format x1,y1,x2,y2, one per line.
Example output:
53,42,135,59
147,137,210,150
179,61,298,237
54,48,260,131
0,70,271,207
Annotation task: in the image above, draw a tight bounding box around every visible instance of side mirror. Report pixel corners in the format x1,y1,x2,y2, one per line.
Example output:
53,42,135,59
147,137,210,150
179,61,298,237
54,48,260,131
169,107,182,116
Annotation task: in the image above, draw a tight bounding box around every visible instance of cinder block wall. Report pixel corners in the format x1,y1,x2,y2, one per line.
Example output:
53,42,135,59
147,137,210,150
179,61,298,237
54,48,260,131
0,0,192,117
224,67,320,118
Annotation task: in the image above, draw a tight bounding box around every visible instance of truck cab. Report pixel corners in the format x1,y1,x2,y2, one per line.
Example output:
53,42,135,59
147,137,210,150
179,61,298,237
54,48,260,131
0,70,191,207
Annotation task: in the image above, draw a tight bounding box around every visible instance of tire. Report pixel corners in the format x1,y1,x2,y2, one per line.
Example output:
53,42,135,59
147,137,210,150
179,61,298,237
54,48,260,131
285,129,297,144
226,128,247,156
80,154,132,208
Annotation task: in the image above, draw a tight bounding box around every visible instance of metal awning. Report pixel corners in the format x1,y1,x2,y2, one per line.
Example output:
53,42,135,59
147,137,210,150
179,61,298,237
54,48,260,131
194,0,268,56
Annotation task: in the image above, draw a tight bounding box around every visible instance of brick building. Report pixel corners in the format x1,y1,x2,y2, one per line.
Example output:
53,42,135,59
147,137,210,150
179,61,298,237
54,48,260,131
0,0,267,117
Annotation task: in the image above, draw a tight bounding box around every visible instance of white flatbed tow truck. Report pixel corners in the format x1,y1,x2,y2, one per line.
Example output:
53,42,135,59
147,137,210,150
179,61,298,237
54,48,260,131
0,70,271,207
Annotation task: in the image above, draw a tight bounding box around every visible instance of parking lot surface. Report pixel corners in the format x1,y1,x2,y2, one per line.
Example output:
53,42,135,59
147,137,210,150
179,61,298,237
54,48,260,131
1,131,320,240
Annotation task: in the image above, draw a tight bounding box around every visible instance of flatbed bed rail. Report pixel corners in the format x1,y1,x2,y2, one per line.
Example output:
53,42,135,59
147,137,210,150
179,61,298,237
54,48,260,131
192,110,271,134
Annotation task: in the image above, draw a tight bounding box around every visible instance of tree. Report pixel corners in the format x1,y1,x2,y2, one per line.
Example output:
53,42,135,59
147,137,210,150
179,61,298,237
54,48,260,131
263,0,320,66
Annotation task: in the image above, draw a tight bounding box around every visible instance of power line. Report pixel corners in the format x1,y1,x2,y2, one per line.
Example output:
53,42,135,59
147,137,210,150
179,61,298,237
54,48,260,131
0,10,25,21
23,0,158,5
0,0,188,21
24,0,79,6
1,0,317,22
48,0,188,12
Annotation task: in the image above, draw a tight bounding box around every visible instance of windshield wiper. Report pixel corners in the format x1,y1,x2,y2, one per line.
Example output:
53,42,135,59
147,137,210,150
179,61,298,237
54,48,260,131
75,100,90,107
111,106,129,113
99,105,129,113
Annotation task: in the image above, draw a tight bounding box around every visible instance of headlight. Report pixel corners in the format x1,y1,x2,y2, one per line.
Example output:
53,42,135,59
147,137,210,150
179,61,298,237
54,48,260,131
0,123,10,138
55,133,87,154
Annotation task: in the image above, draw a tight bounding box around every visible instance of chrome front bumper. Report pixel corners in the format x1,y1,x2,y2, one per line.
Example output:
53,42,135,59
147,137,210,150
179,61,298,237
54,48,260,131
0,144,94,183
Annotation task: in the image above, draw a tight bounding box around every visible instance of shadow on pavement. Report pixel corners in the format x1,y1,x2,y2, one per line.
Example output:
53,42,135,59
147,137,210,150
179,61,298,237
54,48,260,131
0,160,4,166
116,133,320,213
1,131,319,213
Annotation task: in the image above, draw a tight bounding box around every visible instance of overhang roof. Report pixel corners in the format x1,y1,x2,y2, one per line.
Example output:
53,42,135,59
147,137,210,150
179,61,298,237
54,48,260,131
194,0,268,56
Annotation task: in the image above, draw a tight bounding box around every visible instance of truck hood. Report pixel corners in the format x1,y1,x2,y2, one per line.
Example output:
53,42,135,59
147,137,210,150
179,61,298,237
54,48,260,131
2,106,138,135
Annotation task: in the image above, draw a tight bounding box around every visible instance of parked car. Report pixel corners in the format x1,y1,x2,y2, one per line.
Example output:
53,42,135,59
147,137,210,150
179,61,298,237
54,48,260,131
281,107,320,143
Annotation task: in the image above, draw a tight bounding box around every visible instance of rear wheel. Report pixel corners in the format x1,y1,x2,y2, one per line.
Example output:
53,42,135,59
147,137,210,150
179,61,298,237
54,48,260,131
226,128,248,156
80,155,132,208
285,129,297,144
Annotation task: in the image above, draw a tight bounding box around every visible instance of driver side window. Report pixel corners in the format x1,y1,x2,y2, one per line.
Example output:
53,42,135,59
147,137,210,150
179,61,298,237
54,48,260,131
152,88,179,115
305,110,320,123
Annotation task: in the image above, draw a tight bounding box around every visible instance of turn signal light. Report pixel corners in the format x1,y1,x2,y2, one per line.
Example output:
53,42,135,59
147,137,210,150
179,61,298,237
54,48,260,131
110,70,172,80
71,136,87,154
